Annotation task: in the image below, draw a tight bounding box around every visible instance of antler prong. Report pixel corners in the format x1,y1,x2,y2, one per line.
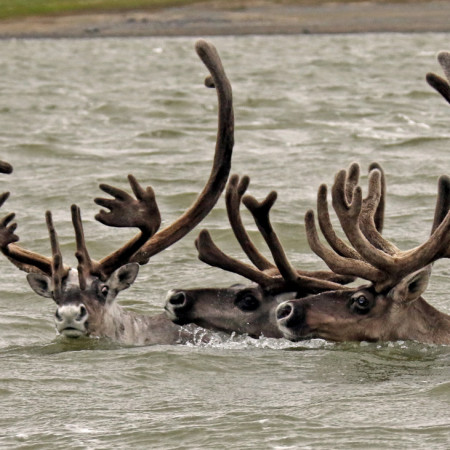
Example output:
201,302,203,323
305,209,382,281
46,211,68,301
130,39,234,264
243,191,300,284
426,51,450,104
195,229,283,290
226,174,275,271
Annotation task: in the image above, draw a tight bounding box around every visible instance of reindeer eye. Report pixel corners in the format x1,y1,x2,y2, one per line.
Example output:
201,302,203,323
235,294,260,312
349,293,373,315
101,286,109,297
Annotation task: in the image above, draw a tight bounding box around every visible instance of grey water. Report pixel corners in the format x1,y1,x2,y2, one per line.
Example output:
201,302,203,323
0,33,449,449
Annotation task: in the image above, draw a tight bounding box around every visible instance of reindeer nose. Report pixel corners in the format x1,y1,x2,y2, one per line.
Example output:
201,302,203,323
55,303,88,323
54,303,89,337
276,301,304,329
165,290,191,322
168,292,188,307
276,302,293,320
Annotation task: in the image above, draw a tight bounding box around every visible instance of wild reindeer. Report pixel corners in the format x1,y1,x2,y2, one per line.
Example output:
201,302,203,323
0,40,234,345
276,164,450,344
165,163,385,338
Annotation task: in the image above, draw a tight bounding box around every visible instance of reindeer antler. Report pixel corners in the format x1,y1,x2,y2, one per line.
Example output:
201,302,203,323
306,164,450,292
225,174,274,271
128,39,233,264
46,211,69,301
0,40,234,282
195,172,360,296
92,175,161,277
0,161,12,174
427,51,450,104
0,162,61,275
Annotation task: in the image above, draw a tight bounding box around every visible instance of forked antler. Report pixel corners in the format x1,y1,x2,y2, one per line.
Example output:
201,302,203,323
195,172,363,296
129,39,234,264
0,40,234,283
316,162,387,260
306,164,450,292
426,51,450,104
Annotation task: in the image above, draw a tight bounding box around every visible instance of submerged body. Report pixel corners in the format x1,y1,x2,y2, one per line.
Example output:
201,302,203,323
29,266,209,346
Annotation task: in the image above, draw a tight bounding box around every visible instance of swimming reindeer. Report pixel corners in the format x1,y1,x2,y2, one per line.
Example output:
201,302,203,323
0,40,234,345
165,163,385,338
276,165,450,344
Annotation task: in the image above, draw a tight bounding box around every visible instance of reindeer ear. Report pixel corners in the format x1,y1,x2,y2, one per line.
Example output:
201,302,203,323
387,266,431,304
26,273,53,298
109,263,139,294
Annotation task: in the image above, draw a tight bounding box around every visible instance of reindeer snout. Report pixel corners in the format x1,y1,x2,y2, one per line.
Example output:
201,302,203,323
169,292,188,306
164,290,191,323
54,303,89,337
276,300,305,331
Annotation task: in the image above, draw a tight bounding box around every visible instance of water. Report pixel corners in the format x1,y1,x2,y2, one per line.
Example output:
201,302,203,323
0,34,449,448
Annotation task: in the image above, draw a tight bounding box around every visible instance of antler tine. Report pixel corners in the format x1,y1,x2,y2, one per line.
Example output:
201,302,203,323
0,161,12,174
94,175,161,277
396,210,450,279
132,39,233,264
345,162,360,204
239,191,350,294
305,209,383,281
327,168,450,291
358,167,398,254
431,175,450,235
195,229,284,291
317,183,362,260
0,192,61,275
45,211,69,301
243,191,300,285
71,204,102,288
368,162,386,234
426,51,450,104
226,174,275,271
438,51,450,82
317,162,388,259
331,169,398,277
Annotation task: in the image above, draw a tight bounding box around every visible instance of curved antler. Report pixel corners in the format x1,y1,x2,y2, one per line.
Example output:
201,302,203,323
426,51,450,104
129,39,234,264
195,229,285,291
0,40,233,281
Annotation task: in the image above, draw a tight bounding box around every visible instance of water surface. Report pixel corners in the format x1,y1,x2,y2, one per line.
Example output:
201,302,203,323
0,34,449,449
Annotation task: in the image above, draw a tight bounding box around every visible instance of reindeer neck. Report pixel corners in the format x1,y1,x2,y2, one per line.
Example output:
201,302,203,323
102,306,209,346
398,297,450,345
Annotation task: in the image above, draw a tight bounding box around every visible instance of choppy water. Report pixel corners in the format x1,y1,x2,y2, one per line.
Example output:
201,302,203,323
0,34,449,448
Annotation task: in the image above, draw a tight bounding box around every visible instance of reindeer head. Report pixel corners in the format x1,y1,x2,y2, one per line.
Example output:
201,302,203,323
28,264,139,338
277,166,450,344
165,164,385,338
